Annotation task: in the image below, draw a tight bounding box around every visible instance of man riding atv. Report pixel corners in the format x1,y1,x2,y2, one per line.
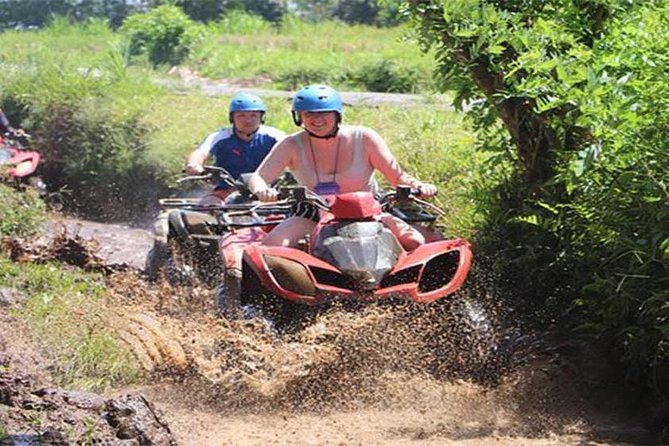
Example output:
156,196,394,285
145,93,285,282
185,93,285,205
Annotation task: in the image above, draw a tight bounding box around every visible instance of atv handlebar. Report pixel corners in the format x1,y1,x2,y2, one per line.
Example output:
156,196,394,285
272,184,443,216
177,165,236,188
1,131,30,150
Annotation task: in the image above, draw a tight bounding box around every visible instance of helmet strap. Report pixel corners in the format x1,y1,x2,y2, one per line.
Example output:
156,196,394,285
305,125,339,139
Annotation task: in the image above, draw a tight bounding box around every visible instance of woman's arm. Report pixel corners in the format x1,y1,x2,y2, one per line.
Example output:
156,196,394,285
364,127,437,196
248,136,295,200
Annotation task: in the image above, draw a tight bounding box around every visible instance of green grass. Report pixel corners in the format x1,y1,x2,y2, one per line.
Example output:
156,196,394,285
0,185,47,237
0,256,140,391
192,18,435,92
0,183,138,392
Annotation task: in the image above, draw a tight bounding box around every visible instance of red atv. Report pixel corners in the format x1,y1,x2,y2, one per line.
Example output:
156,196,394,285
215,186,473,328
145,166,291,285
0,132,46,192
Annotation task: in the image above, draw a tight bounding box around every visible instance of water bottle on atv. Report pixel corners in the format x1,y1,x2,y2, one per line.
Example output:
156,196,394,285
213,185,473,330
144,166,293,286
0,131,47,194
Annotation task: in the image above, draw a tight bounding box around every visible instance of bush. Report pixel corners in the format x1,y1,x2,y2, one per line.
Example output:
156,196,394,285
0,185,46,237
275,66,332,90
35,101,169,222
406,0,669,406
350,58,422,93
217,10,274,34
120,5,207,66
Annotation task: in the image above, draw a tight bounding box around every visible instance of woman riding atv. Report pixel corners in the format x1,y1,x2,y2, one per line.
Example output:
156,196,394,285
248,84,437,251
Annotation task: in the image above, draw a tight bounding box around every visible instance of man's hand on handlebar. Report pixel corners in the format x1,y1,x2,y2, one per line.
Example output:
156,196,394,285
415,181,437,198
14,128,28,138
185,163,205,176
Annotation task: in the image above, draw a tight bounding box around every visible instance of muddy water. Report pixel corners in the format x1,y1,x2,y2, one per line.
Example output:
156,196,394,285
29,218,650,445
107,274,645,446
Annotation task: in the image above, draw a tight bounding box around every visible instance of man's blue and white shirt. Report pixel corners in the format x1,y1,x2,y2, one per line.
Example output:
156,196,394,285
195,125,285,189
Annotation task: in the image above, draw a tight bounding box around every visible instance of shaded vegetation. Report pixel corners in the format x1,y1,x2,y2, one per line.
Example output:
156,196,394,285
406,0,669,411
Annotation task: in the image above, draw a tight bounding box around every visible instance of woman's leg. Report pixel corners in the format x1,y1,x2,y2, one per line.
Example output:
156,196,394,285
261,216,317,248
198,189,231,206
379,214,426,251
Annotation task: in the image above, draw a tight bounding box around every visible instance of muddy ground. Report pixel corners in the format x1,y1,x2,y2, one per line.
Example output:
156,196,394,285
0,216,664,446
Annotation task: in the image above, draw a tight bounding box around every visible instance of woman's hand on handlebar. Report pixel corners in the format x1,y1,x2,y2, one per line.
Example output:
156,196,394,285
255,187,280,202
415,181,437,198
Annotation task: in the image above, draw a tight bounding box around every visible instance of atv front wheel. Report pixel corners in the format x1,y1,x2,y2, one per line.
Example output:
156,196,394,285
239,260,309,332
215,268,242,318
144,238,197,285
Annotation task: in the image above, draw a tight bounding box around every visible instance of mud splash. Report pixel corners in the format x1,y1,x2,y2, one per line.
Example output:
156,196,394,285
2,224,657,445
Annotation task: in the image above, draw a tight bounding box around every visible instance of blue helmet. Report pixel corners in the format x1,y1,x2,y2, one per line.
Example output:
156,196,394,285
292,84,343,126
229,93,266,123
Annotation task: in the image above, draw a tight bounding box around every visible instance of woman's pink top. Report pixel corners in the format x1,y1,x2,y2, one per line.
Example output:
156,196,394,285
291,126,377,193
251,124,418,196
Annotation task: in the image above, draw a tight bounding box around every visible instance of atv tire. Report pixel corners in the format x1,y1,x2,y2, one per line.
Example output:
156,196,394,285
421,292,498,383
144,238,197,285
215,268,242,318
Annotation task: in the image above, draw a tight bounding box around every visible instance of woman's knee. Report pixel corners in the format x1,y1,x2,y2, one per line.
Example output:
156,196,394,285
262,217,315,247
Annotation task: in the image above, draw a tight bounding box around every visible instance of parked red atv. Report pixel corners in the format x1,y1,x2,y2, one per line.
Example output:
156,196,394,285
215,185,473,328
0,132,46,193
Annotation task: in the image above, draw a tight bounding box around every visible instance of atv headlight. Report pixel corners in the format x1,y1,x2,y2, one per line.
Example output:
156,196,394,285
418,251,460,293
263,255,316,296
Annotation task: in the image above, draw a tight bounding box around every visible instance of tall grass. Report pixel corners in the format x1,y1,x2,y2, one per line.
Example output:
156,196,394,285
0,185,46,237
191,14,435,92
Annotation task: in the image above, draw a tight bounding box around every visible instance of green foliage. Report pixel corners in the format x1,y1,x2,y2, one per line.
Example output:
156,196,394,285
148,0,286,23
406,0,669,403
349,58,423,92
216,9,275,34
333,0,380,25
0,0,139,30
0,256,140,390
1,21,171,222
193,16,435,92
120,5,207,66
0,185,47,237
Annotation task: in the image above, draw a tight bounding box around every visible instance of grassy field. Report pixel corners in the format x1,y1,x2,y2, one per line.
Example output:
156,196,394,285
192,13,436,92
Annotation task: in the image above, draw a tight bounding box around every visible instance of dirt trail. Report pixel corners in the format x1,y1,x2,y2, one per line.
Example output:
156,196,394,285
156,66,455,110
6,218,657,445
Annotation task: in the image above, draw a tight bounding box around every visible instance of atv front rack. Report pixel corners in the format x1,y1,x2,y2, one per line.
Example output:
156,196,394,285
211,202,292,232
